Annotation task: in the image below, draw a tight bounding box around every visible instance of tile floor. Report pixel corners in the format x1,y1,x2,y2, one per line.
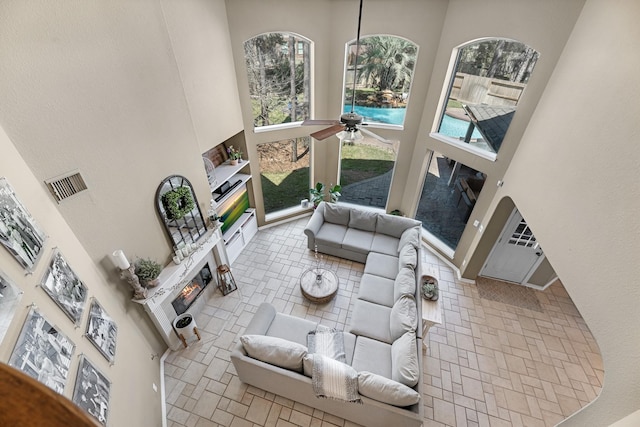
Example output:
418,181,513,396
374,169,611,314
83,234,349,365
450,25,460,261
164,218,603,427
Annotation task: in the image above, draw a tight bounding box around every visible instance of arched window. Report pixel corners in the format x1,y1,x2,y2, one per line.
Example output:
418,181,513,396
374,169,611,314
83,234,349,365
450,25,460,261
244,32,312,128
435,38,539,157
343,35,418,128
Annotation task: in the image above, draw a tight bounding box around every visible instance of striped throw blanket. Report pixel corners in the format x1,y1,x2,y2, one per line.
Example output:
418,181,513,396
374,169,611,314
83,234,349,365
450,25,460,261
307,329,361,403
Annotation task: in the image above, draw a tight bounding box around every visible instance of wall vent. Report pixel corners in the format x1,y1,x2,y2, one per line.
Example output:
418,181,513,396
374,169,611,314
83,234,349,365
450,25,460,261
45,171,88,202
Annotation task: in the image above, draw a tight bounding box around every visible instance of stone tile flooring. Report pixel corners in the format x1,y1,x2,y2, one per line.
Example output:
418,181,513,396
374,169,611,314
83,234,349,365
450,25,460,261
164,218,603,427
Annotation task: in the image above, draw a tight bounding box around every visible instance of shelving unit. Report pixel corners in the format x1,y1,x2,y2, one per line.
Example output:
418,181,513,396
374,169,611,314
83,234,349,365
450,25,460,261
210,159,257,264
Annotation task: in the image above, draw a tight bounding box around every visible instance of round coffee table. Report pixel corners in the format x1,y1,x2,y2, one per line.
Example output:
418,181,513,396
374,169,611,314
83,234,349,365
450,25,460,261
300,268,339,303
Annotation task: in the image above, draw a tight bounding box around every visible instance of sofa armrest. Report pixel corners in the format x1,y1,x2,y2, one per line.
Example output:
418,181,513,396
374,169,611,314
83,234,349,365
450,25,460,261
303,202,326,250
232,302,277,357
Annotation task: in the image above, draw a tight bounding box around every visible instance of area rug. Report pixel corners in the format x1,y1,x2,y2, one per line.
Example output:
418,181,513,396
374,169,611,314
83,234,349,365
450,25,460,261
475,276,543,312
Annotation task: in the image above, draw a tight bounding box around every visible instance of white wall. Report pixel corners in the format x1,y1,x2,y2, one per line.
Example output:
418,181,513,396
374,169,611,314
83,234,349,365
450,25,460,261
0,125,163,426
497,0,640,424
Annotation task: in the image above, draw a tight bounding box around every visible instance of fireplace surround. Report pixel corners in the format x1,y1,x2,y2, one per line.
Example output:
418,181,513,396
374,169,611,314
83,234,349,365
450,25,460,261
133,228,228,350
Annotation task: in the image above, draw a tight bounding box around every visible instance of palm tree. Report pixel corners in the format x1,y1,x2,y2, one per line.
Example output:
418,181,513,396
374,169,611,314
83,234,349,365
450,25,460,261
355,36,417,92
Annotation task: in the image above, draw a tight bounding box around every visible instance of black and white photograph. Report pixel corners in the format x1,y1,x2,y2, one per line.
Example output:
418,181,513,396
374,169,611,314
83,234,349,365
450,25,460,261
41,250,88,325
0,269,23,345
72,355,111,426
8,307,75,394
85,299,117,363
0,178,47,271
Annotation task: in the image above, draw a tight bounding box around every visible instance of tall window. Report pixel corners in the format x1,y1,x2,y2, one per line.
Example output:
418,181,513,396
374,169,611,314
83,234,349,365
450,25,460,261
339,138,398,209
258,137,311,215
415,151,486,250
436,38,539,155
343,35,418,127
244,33,311,128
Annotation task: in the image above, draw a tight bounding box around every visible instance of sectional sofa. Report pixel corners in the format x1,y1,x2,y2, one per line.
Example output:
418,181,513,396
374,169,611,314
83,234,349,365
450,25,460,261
230,203,424,427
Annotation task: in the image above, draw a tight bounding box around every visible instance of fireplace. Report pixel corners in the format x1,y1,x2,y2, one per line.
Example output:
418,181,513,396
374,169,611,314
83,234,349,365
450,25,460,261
171,263,213,315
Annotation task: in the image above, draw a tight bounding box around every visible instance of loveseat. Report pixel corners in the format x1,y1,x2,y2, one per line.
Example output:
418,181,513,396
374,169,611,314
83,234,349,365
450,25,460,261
231,203,425,427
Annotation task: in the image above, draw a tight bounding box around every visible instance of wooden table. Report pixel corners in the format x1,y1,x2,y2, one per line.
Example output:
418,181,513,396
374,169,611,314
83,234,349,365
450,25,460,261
421,265,443,348
300,268,339,304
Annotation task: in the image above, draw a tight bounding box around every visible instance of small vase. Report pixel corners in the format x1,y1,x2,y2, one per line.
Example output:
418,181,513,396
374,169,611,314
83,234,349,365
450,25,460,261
230,159,238,166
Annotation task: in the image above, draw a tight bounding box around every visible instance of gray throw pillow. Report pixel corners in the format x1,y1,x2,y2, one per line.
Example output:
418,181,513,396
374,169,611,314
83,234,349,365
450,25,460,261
240,335,308,372
398,244,417,269
324,203,350,225
391,331,419,387
397,227,420,252
390,294,418,341
394,267,416,301
357,371,421,407
348,209,378,231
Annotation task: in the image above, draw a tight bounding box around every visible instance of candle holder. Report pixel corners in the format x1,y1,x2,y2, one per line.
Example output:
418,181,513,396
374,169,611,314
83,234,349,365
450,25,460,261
112,250,147,300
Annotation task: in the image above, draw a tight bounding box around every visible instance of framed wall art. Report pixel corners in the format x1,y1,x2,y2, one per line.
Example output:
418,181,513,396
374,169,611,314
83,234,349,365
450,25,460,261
0,177,47,272
0,269,23,345
40,250,88,325
72,355,111,426
85,299,117,363
8,306,75,394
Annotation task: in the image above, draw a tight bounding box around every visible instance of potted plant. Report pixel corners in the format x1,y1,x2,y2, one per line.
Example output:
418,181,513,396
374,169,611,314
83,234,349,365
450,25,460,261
309,182,325,208
421,276,439,301
329,184,342,203
135,258,162,288
227,145,243,166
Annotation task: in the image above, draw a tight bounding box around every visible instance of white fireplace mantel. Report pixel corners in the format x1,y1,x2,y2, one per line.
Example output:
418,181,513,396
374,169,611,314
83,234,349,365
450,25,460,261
133,227,228,350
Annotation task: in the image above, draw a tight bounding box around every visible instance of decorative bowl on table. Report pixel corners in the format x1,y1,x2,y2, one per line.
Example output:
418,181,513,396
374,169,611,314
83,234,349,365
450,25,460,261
421,275,439,301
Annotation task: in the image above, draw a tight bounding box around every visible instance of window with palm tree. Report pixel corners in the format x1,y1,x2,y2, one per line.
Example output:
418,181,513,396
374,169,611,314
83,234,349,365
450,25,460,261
342,35,418,127
244,32,311,128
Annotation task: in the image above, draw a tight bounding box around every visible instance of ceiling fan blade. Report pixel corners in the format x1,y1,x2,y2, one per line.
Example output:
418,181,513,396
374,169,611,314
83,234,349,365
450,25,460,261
360,127,392,144
310,124,345,140
301,119,340,126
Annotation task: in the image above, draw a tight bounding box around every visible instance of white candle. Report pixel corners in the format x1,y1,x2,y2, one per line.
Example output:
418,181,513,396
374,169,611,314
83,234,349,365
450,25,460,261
112,250,130,270
175,250,183,261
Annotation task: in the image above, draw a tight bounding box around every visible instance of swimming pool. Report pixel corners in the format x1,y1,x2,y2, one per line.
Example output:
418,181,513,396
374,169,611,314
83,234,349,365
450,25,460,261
438,114,482,139
343,105,406,125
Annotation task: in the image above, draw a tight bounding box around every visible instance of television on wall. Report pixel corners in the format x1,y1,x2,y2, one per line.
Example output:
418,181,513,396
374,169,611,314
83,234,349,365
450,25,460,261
218,186,250,234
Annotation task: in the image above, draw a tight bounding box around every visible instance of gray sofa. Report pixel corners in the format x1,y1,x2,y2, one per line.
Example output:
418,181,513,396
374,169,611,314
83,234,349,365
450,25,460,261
231,203,424,427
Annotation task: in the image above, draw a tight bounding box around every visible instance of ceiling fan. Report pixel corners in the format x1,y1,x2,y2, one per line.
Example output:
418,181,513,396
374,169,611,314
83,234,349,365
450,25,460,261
301,0,388,143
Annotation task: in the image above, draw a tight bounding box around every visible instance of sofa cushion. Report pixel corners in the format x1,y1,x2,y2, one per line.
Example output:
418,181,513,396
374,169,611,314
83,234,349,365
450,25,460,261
348,209,378,232
342,228,374,254
324,203,350,225
376,214,420,238
393,267,416,301
398,244,417,269
364,252,399,280
351,336,392,379
390,295,418,341
357,273,395,307
397,226,420,252
240,335,308,372
370,233,400,256
391,332,419,387
266,313,318,346
349,300,392,344
315,223,348,248
358,371,421,407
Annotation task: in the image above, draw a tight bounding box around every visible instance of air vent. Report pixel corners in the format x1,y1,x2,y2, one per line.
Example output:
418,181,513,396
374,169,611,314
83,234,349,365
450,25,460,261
45,171,88,202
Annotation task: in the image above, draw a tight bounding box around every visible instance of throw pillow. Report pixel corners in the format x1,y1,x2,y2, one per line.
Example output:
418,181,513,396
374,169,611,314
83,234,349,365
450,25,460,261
390,294,418,341
357,371,421,407
393,267,416,301
348,209,378,231
398,244,417,269
397,227,420,252
324,203,350,225
307,328,347,363
240,335,307,372
391,331,419,387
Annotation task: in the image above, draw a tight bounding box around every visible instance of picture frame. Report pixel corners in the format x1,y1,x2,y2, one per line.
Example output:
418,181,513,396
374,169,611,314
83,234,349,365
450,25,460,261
0,177,47,272
8,306,75,394
40,249,88,325
85,299,117,363
72,355,111,426
0,269,24,345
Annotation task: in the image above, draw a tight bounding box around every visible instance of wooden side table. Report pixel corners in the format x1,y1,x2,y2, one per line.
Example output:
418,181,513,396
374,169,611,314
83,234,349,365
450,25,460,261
421,265,443,348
